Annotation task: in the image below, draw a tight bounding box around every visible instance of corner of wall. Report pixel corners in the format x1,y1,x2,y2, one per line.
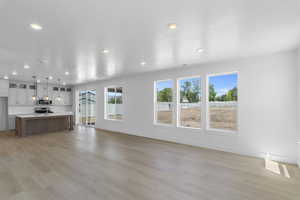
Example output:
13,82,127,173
297,48,300,167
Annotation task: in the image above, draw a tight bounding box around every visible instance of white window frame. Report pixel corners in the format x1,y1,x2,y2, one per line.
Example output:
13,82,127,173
153,79,175,127
104,86,124,121
78,89,97,126
176,75,202,130
206,71,239,133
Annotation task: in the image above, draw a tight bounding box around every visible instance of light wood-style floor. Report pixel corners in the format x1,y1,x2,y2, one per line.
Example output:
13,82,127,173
0,126,299,200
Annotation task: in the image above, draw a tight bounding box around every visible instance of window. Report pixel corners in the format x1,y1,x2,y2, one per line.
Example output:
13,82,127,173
19,84,27,89
207,72,238,131
105,87,123,120
9,83,17,88
29,85,36,90
154,80,173,125
178,77,201,128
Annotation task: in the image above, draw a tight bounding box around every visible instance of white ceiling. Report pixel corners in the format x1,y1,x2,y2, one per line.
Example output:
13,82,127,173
0,0,300,84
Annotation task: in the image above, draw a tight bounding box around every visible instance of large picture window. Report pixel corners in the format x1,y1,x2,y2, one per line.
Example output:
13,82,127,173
154,80,173,125
105,87,123,120
208,72,238,131
178,77,201,128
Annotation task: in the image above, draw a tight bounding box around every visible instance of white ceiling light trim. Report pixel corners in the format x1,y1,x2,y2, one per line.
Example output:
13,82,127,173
168,23,177,29
30,23,43,30
12,71,17,76
102,49,109,54
24,64,30,69
196,48,204,53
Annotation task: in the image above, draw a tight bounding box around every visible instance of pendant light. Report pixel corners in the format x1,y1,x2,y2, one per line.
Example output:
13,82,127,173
31,76,37,102
56,78,62,102
44,77,49,101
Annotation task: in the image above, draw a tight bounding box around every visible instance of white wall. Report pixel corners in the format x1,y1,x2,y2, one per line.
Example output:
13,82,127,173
75,50,298,164
297,48,300,167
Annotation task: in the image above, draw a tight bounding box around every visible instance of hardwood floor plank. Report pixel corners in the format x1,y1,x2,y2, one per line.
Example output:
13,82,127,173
0,127,299,200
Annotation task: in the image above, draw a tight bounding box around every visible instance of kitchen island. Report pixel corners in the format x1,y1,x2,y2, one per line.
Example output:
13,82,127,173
15,113,74,137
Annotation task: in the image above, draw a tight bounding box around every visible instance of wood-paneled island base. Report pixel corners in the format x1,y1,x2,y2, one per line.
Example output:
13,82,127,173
15,113,74,137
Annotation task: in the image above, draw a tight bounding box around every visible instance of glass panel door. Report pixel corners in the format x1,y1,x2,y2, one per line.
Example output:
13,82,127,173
79,91,87,125
79,90,96,126
86,90,96,126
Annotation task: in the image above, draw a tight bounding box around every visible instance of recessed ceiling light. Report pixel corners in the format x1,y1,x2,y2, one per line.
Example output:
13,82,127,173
30,23,43,30
140,61,146,66
102,49,109,54
65,71,69,75
168,23,177,29
62,82,66,86
48,76,53,80
24,65,30,69
37,79,41,83
39,59,48,64
12,71,17,76
3,75,8,80
196,48,204,53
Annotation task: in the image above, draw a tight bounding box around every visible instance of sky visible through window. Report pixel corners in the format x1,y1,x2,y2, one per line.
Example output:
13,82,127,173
209,73,237,96
179,77,200,91
157,80,173,91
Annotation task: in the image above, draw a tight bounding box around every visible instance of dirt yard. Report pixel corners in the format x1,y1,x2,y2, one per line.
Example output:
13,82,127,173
179,107,201,128
80,117,96,125
107,114,123,120
157,111,173,124
157,106,237,131
209,106,237,131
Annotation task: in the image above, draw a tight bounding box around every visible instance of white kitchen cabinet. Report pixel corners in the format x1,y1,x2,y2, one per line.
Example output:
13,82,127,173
52,90,62,105
8,87,17,105
37,84,47,99
52,87,72,106
9,83,27,105
8,82,72,106
8,115,15,130
16,88,27,105
27,87,36,105
66,88,72,105
62,91,68,105
0,80,9,97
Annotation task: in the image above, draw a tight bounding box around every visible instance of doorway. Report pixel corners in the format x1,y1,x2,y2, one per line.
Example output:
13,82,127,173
79,90,96,126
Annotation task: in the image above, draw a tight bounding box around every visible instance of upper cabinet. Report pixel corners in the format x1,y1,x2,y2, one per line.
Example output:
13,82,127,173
8,82,73,106
0,80,9,97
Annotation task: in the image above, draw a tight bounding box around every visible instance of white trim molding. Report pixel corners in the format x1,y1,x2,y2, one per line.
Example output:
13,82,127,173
297,142,300,168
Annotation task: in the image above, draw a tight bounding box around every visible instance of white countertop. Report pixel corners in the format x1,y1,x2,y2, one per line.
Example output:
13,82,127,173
16,112,73,118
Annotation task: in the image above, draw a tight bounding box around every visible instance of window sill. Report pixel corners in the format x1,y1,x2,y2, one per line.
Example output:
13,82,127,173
104,118,124,122
153,122,174,127
177,125,202,130
206,128,238,135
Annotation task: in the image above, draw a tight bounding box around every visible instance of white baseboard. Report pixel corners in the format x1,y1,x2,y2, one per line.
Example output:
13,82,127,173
298,142,300,168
